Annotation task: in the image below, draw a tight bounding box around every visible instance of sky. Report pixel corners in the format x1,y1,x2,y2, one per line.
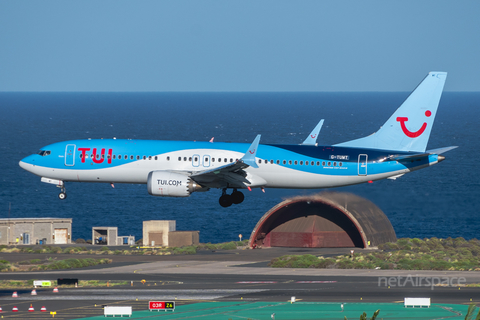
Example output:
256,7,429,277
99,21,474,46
1,1,479,92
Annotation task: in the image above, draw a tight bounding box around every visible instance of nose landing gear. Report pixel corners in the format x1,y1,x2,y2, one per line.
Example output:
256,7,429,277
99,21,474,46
219,188,245,207
58,185,67,200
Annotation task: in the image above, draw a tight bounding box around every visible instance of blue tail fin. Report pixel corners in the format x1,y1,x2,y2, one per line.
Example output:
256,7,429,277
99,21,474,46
335,72,447,152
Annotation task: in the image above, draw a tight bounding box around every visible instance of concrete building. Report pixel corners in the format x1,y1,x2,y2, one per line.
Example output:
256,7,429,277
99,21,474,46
143,220,199,247
92,227,135,246
0,218,72,245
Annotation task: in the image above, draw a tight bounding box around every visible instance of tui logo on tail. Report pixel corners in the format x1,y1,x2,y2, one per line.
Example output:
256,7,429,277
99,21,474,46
396,110,431,138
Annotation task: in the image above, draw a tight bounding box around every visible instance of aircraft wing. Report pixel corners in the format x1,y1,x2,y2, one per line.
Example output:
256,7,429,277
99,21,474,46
189,135,264,189
302,119,324,145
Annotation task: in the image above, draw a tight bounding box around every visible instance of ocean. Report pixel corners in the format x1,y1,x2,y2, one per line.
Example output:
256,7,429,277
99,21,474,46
1,92,479,243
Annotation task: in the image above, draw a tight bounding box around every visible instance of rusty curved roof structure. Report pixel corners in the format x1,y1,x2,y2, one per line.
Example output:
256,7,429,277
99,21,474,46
249,192,396,249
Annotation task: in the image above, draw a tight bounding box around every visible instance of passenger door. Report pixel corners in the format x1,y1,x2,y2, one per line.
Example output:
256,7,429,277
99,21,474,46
65,144,76,166
358,154,368,176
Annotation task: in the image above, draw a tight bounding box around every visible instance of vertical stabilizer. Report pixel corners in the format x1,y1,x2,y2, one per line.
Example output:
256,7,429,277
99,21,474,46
334,72,447,152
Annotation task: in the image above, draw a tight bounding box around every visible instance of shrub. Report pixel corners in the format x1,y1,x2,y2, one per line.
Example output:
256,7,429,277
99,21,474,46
204,243,217,251
219,242,237,250
172,246,196,255
336,259,354,269
269,255,293,268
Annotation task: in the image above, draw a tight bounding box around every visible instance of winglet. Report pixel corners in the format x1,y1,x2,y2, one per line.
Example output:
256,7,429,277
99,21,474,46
241,134,261,168
302,119,324,145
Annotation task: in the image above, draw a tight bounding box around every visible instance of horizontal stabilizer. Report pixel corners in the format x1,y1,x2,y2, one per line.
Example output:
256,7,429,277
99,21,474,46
390,145,457,161
425,146,458,155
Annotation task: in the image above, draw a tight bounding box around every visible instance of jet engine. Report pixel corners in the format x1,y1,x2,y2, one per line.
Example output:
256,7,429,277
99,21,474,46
147,171,207,197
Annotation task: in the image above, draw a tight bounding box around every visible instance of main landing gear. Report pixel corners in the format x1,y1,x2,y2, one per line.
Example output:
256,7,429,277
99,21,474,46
219,188,245,208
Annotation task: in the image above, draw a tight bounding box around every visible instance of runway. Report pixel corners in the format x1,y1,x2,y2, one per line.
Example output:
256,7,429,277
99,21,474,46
0,247,478,319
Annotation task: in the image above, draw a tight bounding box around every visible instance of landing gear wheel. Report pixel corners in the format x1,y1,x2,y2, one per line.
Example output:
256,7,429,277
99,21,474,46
58,192,67,200
231,190,244,204
219,194,233,207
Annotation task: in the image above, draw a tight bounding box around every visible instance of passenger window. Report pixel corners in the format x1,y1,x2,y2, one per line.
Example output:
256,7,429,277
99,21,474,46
224,158,227,162
316,161,320,166
333,162,337,166
155,156,158,160
143,156,146,160
339,162,343,167
130,155,134,160
184,157,187,161
288,160,292,165
124,155,128,160
167,156,170,161
230,158,233,163
294,161,298,165
311,161,314,165
270,160,273,164
322,161,326,166
137,156,140,160
148,156,152,160
189,157,192,161
327,162,331,166
212,158,215,162
283,160,286,165
276,160,280,164
300,161,303,165
305,161,308,165
258,159,261,164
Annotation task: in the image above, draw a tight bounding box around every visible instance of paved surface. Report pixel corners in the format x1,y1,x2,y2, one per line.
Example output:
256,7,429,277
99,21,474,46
80,302,473,320
0,247,479,319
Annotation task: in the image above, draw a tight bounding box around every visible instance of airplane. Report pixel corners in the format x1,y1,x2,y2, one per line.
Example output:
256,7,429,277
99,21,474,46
19,72,456,207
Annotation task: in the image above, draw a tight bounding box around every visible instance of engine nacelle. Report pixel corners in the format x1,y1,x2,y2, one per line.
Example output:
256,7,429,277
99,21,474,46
147,171,207,197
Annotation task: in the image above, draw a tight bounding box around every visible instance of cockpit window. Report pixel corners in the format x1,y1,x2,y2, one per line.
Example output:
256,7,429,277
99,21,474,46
38,150,51,156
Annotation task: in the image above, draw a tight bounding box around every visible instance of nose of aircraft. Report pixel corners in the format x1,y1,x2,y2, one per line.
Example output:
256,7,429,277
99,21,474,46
437,155,446,163
19,154,37,172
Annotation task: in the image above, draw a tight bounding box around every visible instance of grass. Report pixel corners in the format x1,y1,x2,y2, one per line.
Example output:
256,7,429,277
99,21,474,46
0,240,249,257
0,257,112,272
269,237,480,271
